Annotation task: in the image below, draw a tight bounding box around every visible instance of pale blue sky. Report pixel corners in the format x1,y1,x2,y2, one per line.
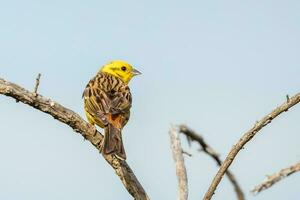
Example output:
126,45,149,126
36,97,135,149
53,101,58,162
0,1,299,200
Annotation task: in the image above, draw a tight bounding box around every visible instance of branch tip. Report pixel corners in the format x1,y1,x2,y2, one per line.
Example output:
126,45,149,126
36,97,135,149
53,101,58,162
169,126,188,200
251,161,300,194
33,73,41,96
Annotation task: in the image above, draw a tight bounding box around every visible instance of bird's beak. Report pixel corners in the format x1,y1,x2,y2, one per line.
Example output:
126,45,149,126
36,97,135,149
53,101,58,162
132,68,142,76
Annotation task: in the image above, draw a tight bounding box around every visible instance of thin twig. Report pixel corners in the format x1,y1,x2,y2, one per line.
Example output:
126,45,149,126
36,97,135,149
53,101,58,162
182,150,192,157
33,73,41,96
179,125,245,200
169,126,188,200
251,161,300,194
0,77,149,200
203,93,300,200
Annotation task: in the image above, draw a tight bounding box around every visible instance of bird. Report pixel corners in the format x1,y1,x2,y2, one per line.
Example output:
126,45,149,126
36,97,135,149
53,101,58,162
82,60,141,160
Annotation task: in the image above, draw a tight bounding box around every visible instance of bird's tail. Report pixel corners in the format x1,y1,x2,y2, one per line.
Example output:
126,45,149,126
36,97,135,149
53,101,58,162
103,123,126,160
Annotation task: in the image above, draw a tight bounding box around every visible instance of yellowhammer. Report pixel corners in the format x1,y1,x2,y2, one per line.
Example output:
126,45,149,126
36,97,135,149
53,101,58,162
83,60,141,160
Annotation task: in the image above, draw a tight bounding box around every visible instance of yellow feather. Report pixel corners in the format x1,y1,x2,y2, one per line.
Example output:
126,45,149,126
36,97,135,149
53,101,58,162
100,60,141,84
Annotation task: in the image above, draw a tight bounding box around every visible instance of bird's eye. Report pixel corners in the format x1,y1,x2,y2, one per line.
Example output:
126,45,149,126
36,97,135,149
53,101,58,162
121,66,127,71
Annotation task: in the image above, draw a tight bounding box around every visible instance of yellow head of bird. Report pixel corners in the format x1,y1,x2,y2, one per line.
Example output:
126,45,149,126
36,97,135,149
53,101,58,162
100,60,141,84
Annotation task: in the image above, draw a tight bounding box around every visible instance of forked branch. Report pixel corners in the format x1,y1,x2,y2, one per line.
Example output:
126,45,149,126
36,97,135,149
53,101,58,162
203,93,300,200
0,78,149,200
179,125,245,200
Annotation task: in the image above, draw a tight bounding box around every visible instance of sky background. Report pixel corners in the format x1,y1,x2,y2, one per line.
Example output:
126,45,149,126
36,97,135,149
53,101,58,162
0,1,299,200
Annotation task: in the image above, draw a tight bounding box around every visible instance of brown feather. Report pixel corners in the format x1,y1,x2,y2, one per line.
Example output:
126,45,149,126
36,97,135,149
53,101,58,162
83,72,131,159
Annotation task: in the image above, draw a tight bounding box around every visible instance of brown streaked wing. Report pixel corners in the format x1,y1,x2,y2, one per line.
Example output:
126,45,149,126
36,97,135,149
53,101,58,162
83,75,110,126
84,72,132,128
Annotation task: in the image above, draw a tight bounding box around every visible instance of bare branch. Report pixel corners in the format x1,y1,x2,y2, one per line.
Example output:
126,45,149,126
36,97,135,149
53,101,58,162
251,161,300,194
179,125,245,200
169,126,188,200
33,73,41,96
203,93,300,200
0,78,149,200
